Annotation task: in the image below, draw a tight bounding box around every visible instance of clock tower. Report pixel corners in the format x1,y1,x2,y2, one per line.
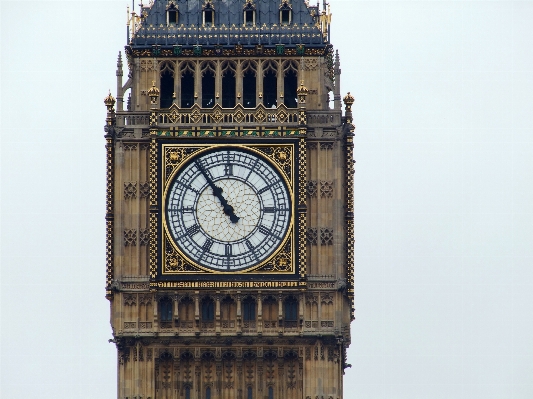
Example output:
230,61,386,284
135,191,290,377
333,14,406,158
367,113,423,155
104,1,355,398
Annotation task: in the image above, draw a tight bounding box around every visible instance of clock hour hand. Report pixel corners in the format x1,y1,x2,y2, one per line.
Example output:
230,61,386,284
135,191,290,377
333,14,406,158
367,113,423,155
195,161,240,223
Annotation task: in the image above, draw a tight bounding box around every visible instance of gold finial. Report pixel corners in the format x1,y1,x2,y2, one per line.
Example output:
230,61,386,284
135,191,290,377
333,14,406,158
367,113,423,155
104,90,116,112
343,92,354,111
147,81,160,98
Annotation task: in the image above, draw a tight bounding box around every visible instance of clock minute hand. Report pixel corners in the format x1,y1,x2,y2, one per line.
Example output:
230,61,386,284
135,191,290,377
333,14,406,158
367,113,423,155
195,161,240,224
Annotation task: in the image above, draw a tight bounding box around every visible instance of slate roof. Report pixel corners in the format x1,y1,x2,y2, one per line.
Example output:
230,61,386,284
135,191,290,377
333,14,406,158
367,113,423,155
129,0,328,48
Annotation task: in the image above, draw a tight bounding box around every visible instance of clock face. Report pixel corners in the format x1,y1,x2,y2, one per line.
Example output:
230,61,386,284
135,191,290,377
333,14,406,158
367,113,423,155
165,147,292,271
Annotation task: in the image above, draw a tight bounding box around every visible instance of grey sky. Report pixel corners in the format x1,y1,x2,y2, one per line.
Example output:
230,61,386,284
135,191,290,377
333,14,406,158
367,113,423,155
1,1,532,398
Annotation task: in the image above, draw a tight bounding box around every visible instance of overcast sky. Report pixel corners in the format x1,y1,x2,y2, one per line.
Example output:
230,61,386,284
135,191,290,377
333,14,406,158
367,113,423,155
1,1,533,398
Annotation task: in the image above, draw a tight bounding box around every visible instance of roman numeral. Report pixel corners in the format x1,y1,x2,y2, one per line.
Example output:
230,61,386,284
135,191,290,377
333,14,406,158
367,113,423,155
224,164,233,176
258,182,279,195
186,224,200,236
202,239,213,251
225,244,232,256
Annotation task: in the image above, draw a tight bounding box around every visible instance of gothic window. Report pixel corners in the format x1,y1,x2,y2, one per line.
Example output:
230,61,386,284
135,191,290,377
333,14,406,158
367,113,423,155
247,386,253,399
268,386,274,399
263,61,278,108
206,387,211,399
284,296,298,321
202,297,215,321
179,297,194,328
243,1,256,25
180,62,195,108
160,62,175,109
221,61,237,108
242,61,257,108
262,296,278,328
279,1,292,25
242,297,256,321
221,296,236,328
201,62,216,108
185,387,191,399
166,2,178,25
160,297,173,322
203,1,215,26
283,60,298,108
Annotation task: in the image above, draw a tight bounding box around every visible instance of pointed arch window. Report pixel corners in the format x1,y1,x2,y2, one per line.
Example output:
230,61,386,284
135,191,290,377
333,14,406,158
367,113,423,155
201,62,216,108
243,1,256,26
243,297,256,321
247,386,253,399
242,61,257,108
160,297,173,322
166,2,178,25
185,387,191,399
268,386,274,399
203,1,215,26
263,61,278,108
284,296,298,322
201,297,215,322
160,62,175,108
283,60,298,108
279,1,292,25
222,61,237,108
180,62,195,108
206,387,211,399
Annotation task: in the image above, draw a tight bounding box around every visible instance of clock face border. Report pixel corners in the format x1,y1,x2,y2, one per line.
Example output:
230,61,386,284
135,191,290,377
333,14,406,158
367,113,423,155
154,139,302,283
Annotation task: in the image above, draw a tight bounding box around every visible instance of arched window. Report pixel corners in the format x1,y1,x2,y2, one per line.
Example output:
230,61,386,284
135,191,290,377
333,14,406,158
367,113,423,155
279,1,292,25
185,386,191,399
263,296,278,328
160,62,175,108
206,386,211,399
263,61,278,108
221,296,236,328
243,1,256,25
222,61,236,108
201,62,216,108
201,297,214,321
247,386,253,399
268,386,274,399
180,62,195,108
243,297,256,321
242,61,257,108
283,61,298,108
203,1,215,26
179,297,194,328
166,2,178,25
284,296,298,322
160,297,173,322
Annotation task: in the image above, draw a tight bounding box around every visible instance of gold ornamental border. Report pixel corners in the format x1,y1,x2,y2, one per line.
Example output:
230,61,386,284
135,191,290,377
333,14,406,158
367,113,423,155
161,143,296,275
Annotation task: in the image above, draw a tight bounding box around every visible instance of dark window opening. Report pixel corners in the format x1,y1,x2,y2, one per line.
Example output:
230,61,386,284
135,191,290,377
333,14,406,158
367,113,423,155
168,10,177,24
247,386,253,399
160,71,174,109
202,70,215,108
245,10,254,24
202,298,214,321
281,10,290,24
222,70,236,108
185,387,191,399
181,70,194,108
243,70,256,108
243,298,256,321
204,10,213,25
160,298,173,322
263,70,277,108
284,297,298,321
206,387,211,399
268,386,274,399
284,69,298,108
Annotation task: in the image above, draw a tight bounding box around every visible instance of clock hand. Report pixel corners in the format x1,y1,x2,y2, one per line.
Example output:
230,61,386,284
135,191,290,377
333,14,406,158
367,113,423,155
195,161,240,223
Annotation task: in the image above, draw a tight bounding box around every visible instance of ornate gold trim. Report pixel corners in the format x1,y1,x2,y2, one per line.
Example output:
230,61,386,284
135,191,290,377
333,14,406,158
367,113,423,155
149,138,158,279
160,143,297,275
105,137,114,296
345,135,355,319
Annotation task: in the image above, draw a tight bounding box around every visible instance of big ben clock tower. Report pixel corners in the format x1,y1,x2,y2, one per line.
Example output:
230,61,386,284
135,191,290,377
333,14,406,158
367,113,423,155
104,1,355,398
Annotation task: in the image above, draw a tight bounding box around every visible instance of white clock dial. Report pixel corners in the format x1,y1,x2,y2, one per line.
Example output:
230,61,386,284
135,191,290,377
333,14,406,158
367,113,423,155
165,148,291,271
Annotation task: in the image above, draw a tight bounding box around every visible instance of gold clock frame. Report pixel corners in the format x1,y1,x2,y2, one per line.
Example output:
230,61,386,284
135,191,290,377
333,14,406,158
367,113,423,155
158,143,297,277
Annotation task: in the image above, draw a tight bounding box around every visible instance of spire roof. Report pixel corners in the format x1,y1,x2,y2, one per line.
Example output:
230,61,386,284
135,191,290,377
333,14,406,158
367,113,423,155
128,0,330,49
